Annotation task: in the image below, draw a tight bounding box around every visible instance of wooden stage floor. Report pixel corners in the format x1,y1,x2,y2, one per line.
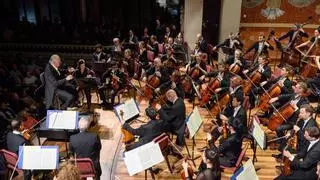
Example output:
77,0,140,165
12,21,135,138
79,89,320,180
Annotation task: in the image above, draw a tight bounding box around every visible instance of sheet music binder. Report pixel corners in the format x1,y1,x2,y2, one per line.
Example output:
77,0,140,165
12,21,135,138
185,107,203,139
18,146,59,170
46,110,79,130
113,98,140,122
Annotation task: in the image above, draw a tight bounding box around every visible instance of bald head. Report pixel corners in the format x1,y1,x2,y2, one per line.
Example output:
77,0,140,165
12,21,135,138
166,89,178,103
78,118,89,132
154,57,162,68
49,54,61,68
11,119,21,131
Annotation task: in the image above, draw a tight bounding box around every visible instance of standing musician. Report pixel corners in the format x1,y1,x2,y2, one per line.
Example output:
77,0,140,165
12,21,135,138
155,90,186,151
196,33,209,54
6,119,31,180
99,61,127,108
275,127,320,180
244,34,274,62
122,107,166,151
44,54,75,110
182,148,221,180
273,104,318,160
73,59,97,110
70,118,102,179
202,118,244,168
142,57,170,104
212,32,243,55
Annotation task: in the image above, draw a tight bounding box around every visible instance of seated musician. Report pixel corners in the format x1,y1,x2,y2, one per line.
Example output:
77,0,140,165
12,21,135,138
138,41,150,73
73,59,97,110
6,119,31,180
147,35,159,57
44,54,75,110
243,55,271,106
99,62,127,108
244,34,274,61
155,89,186,151
182,148,221,180
113,38,123,52
122,107,165,151
127,29,138,44
201,118,244,169
92,43,107,63
170,71,185,99
142,57,170,104
70,118,102,179
162,46,178,75
275,127,320,180
273,104,318,160
226,49,248,70
209,95,247,144
123,49,135,78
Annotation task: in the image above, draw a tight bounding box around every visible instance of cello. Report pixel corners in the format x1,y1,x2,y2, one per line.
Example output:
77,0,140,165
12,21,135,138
200,78,220,106
257,77,283,112
243,69,262,95
267,102,296,131
143,73,161,99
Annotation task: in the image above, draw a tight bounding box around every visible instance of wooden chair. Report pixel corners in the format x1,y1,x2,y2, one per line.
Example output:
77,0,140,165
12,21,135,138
153,133,173,174
0,149,23,178
70,158,96,179
220,143,249,173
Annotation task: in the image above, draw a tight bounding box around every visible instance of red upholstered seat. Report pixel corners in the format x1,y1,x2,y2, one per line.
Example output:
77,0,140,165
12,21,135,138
70,158,96,179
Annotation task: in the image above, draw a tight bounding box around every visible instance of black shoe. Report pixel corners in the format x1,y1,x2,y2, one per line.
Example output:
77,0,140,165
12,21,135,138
272,153,283,159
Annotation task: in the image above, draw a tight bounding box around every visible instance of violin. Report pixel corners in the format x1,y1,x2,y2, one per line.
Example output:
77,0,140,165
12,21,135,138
229,63,241,74
20,117,46,141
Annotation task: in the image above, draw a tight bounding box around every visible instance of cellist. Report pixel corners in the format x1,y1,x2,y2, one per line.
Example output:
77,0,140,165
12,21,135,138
142,57,170,104
273,104,318,160
244,34,274,63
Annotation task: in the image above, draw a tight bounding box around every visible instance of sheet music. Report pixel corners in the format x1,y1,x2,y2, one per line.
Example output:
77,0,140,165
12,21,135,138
252,118,266,150
186,107,203,138
232,159,259,180
124,142,164,176
114,98,139,122
46,110,78,130
19,146,58,170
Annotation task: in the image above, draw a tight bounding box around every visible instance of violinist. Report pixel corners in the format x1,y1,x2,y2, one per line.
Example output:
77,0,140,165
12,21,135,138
73,59,97,110
137,41,150,72
122,107,166,151
275,127,320,180
182,148,221,180
162,46,178,75
126,29,138,45
142,57,170,104
123,49,135,78
113,38,123,52
92,43,107,63
274,104,318,160
244,34,274,62
6,119,31,180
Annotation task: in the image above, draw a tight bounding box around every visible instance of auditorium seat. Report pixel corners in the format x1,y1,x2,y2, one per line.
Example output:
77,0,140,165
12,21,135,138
70,158,96,179
0,149,23,178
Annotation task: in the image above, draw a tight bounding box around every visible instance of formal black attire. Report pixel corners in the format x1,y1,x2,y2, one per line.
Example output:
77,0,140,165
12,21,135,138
123,119,166,150
275,140,320,180
70,131,102,178
158,98,186,146
186,168,221,180
44,63,75,109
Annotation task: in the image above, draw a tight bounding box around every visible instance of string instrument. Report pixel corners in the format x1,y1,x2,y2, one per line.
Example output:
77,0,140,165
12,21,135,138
282,129,297,176
243,69,262,95
257,78,283,112
267,102,296,131
181,75,193,94
188,66,200,79
120,110,135,144
300,58,318,78
20,117,46,141
144,73,161,99
210,92,230,117
222,119,228,139
200,78,220,106
180,157,195,180
229,62,241,74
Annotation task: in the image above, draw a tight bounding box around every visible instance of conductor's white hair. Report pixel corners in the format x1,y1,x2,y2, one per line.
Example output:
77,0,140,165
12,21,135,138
78,118,89,132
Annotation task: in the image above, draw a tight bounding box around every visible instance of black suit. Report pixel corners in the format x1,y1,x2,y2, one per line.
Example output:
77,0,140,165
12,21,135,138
296,119,318,153
218,133,243,167
70,131,102,177
92,52,107,63
223,106,247,133
245,41,274,58
277,30,308,50
6,132,29,155
44,63,74,109
123,119,166,150
159,98,186,146
275,140,320,180
6,132,31,180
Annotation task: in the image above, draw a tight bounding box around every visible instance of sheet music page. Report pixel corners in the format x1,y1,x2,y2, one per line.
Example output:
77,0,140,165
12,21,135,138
234,159,259,180
47,110,78,129
187,107,203,138
20,146,58,170
114,98,139,122
124,142,164,176
252,118,266,150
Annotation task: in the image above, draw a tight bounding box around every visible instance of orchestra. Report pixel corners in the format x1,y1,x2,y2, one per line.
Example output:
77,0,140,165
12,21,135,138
4,19,320,180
